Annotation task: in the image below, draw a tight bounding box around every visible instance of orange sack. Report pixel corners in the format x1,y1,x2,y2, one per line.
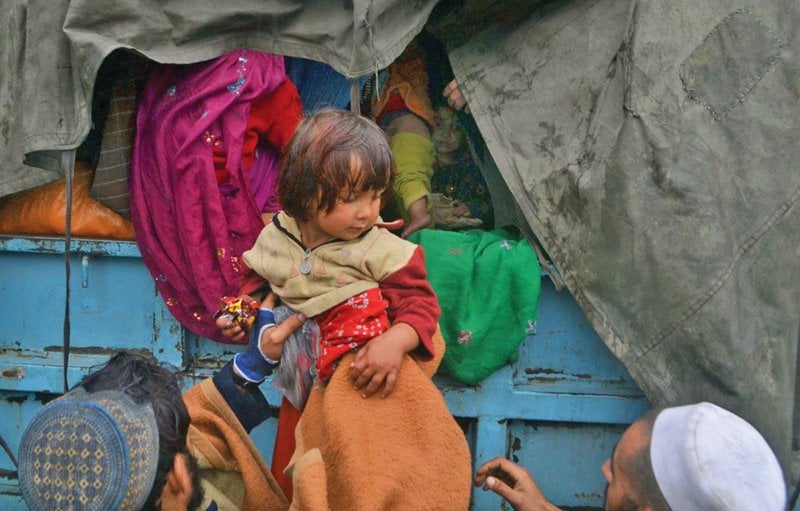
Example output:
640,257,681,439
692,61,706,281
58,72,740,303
0,163,135,240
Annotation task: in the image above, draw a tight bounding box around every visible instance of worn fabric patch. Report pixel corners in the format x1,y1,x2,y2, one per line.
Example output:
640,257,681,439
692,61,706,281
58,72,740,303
680,9,782,120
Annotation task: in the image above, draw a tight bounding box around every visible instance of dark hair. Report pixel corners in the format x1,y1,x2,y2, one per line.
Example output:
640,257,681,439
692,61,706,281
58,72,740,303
278,109,394,222
80,351,203,510
621,409,672,511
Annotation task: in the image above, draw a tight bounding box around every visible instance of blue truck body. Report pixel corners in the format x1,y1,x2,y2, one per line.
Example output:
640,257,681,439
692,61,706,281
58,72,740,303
0,235,650,509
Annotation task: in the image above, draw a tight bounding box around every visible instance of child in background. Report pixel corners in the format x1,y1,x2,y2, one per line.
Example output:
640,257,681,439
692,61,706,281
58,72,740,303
368,41,438,238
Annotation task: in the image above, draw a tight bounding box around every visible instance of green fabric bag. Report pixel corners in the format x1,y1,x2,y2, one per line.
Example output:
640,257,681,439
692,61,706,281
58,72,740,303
409,228,540,384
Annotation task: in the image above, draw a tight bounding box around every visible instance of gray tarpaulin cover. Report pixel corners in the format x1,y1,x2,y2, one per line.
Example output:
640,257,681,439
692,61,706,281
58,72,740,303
1,0,798,470
434,0,800,468
0,0,438,195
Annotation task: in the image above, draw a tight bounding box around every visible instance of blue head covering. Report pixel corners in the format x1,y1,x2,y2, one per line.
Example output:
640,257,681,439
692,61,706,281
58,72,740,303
18,388,159,511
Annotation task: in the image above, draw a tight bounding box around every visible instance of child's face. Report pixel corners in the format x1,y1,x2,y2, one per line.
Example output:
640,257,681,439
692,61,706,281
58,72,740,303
310,187,383,242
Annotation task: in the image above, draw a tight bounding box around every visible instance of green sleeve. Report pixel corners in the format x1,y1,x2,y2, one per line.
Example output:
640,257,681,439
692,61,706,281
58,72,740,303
390,131,435,215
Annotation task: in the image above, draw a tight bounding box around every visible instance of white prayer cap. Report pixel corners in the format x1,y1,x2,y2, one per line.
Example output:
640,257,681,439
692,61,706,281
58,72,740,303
650,402,786,511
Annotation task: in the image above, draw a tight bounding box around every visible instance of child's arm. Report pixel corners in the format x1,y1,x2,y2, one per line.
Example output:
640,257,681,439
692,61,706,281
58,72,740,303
380,245,440,359
255,308,307,361
350,245,440,398
217,293,305,386
240,79,303,170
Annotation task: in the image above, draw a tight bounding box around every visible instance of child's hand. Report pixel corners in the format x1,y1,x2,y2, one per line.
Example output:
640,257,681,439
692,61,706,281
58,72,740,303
215,294,257,343
401,197,432,238
350,323,420,398
257,314,305,360
443,79,470,113
230,293,305,387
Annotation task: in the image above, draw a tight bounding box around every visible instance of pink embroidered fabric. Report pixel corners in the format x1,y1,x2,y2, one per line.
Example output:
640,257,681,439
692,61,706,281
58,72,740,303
130,50,285,342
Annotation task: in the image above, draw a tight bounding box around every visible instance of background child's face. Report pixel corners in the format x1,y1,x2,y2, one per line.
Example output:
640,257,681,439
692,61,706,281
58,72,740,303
311,187,383,242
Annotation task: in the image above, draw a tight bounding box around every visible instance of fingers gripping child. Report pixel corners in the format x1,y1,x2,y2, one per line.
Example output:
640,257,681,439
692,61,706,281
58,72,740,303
232,109,440,401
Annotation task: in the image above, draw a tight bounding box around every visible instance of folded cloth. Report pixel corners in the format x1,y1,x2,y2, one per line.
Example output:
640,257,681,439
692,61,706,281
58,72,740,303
408,228,540,384
286,331,472,511
130,50,290,342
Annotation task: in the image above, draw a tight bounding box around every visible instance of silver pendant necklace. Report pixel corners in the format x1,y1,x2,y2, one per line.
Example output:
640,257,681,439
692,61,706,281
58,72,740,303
299,248,312,275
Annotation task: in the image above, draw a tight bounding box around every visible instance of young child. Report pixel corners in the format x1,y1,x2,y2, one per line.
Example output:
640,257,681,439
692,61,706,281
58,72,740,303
220,110,472,509
241,108,441,393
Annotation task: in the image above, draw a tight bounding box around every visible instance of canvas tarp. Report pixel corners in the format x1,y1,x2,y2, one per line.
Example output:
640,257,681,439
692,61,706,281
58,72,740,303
432,0,800,468
0,0,438,197
1,0,799,472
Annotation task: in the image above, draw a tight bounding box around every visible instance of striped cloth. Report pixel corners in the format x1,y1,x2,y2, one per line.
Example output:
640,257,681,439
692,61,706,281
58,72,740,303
89,56,144,219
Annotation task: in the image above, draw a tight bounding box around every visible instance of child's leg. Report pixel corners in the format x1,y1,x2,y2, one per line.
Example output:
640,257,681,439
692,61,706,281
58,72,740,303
271,397,303,501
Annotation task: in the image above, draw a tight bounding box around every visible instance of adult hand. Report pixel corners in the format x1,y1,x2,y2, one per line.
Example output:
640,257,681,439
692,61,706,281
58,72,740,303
350,323,419,398
401,197,432,238
443,79,470,113
474,458,561,511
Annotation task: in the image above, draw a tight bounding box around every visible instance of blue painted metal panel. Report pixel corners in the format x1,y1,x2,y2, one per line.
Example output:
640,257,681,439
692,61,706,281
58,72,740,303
514,278,642,396
506,420,626,509
0,236,654,510
0,237,184,386
470,416,509,510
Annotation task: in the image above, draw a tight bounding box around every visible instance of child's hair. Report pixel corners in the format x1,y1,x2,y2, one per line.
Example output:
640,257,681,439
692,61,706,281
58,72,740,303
279,109,394,222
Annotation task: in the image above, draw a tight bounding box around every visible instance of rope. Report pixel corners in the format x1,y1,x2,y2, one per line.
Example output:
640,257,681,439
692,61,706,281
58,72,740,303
0,432,17,469
363,0,381,101
62,151,75,394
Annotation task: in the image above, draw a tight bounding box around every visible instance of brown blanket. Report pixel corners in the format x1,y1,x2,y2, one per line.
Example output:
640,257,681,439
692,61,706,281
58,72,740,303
184,378,289,511
287,332,472,511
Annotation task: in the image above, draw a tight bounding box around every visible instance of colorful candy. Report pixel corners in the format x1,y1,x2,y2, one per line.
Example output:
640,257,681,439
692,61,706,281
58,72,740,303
214,296,260,331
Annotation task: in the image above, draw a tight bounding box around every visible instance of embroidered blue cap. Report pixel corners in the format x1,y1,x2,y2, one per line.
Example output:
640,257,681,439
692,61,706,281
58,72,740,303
18,388,159,511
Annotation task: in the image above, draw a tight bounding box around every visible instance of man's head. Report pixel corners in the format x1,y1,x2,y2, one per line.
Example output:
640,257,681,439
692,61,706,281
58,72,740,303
18,351,204,511
603,402,786,511
602,409,671,511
